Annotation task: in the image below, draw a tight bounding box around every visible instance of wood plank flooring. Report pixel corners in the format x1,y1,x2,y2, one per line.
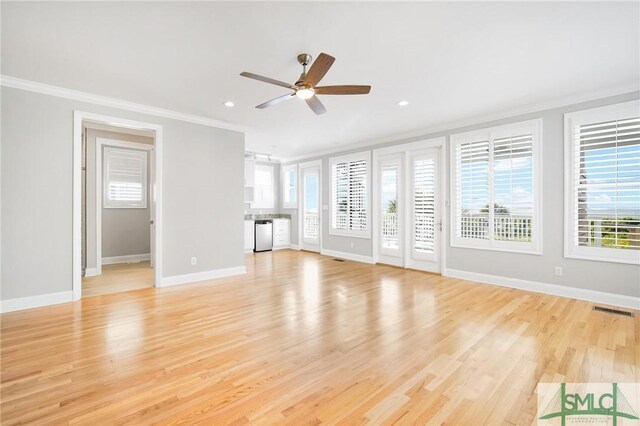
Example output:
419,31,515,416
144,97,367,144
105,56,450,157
1,250,637,425
82,261,153,297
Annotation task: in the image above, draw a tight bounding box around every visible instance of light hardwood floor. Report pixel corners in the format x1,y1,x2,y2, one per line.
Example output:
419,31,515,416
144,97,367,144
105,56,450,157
1,250,637,425
82,261,153,297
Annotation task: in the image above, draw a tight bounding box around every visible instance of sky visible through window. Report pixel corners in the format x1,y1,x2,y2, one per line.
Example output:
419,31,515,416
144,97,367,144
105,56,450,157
582,145,640,218
382,167,397,212
459,162,533,215
304,174,318,211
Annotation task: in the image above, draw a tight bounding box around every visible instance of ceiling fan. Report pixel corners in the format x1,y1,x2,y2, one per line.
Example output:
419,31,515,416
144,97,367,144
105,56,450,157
240,53,371,115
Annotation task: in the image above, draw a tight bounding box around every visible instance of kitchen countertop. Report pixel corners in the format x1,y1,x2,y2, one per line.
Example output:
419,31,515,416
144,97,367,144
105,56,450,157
244,214,292,220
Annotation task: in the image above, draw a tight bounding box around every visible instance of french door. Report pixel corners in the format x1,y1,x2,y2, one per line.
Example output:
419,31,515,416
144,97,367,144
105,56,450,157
375,147,441,273
300,164,321,251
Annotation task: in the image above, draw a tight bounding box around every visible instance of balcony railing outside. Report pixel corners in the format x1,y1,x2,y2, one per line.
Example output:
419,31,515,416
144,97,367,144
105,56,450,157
459,216,490,240
579,217,640,249
459,215,532,241
304,211,319,240
382,212,399,249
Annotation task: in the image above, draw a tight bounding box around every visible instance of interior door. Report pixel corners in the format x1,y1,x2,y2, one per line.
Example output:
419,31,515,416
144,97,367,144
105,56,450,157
377,154,403,266
149,148,155,268
301,166,321,251
405,150,440,273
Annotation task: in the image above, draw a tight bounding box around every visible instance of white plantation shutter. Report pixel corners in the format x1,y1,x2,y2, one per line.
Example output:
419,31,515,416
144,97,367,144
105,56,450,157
451,119,541,253
413,157,436,253
455,140,490,240
104,147,147,208
252,164,274,209
349,160,367,231
566,101,640,264
330,152,371,237
334,162,349,230
493,134,534,242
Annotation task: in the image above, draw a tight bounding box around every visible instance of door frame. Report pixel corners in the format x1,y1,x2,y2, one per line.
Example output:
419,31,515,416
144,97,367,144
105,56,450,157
73,111,163,301
298,159,322,252
95,138,154,276
372,137,446,272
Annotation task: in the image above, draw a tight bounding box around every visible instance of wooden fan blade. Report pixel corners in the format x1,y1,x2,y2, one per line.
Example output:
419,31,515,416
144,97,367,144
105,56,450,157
256,93,295,109
315,85,371,95
305,96,327,115
305,53,335,86
240,72,294,89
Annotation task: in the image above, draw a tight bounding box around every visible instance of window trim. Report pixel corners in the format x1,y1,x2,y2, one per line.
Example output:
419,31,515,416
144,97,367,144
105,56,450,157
103,146,148,209
282,164,297,209
329,151,372,239
449,118,543,255
564,100,640,265
251,163,275,209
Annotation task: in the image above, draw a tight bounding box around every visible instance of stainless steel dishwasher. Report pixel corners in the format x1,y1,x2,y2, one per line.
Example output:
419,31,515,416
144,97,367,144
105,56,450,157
254,220,273,252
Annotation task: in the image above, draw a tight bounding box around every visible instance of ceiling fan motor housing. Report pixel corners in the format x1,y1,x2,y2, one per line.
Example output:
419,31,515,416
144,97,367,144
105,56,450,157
297,53,313,66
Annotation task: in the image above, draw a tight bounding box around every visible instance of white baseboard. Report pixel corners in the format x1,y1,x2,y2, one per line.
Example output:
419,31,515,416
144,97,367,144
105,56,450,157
102,253,150,265
0,291,73,314
443,268,640,311
84,267,99,277
320,248,374,264
289,244,301,250
159,266,246,288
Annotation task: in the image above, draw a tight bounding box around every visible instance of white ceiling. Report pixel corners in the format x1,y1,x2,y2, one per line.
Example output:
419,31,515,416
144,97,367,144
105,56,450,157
2,2,639,160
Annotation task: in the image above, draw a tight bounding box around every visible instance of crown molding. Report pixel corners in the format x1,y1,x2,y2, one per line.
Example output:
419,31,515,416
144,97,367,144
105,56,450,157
278,82,640,163
0,75,246,133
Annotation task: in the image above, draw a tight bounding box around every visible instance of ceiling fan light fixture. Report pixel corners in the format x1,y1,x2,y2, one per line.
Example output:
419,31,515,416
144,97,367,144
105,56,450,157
296,88,315,100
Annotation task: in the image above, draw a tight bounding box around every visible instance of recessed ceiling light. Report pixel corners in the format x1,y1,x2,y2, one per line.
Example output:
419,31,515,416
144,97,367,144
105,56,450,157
397,100,409,106
224,101,235,107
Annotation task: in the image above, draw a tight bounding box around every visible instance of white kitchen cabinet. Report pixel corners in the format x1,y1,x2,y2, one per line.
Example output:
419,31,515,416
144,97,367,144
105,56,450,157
244,220,254,252
273,218,290,249
244,159,255,187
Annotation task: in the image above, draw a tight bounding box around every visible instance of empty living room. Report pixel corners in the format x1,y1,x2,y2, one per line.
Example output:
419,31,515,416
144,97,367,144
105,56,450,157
1,1,639,425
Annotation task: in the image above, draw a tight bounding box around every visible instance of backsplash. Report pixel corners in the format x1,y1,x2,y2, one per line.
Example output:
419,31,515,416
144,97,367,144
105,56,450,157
244,213,292,220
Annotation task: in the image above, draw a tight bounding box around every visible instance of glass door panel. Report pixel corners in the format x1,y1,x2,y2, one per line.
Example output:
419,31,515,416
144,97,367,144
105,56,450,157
303,167,320,247
380,159,401,256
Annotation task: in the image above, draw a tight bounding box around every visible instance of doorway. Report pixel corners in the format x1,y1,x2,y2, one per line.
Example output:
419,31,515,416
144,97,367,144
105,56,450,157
299,160,322,252
73,112,163,300
373,138,444,273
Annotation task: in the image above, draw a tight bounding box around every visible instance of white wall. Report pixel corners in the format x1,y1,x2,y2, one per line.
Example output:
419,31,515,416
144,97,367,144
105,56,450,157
1,86,245,301
282,91,640,299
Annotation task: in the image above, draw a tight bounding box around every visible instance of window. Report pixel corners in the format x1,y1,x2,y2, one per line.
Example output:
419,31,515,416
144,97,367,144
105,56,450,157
450,119,542,253
103,147,147,209
330,151,371,238
564,100,640,264
282,164,297,208
251,164,274,209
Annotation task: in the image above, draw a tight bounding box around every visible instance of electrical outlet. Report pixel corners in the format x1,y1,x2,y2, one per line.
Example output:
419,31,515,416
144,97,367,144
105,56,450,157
555,266,563,276
191,257,197,266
